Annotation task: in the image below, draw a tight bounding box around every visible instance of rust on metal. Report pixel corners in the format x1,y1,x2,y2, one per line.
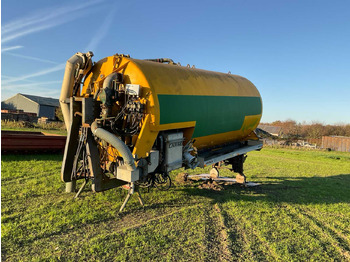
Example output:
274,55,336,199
1,130,66,153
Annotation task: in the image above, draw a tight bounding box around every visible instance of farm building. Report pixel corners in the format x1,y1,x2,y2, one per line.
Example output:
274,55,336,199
2,93,59,120
322,136,350,152
257,124,283,137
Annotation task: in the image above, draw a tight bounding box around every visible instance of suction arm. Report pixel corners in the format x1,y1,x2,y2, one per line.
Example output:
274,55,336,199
59,52,93,130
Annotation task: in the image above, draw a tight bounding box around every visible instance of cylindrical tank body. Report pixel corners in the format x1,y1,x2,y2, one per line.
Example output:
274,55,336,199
82,55,262,158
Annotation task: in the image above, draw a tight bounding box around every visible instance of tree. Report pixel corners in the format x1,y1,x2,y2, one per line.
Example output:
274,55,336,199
55,107,64,122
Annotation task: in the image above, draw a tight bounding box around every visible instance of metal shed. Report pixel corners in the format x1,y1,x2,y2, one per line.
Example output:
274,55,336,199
2,93,59,120
322,136,350,152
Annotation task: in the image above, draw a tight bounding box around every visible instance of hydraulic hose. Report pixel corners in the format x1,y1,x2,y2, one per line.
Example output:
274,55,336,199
91,121,136,171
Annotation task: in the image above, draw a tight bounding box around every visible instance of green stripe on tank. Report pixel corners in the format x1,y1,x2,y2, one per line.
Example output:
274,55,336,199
158,95,262,138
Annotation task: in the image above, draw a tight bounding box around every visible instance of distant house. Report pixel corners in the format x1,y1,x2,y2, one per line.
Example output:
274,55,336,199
2,93,59,120
257,124,283,137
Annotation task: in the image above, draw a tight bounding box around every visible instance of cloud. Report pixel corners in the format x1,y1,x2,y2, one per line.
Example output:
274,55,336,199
1,45,24,52
2,75,36,83
85,4,117,52
2,63,66,84
2,0,104,43
2,80,63,100
2,0,103,34
2,81,62,90
3,52,59,64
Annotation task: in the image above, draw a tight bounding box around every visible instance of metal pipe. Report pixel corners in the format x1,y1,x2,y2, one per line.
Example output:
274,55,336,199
74,180,87,199
103,72,120,91
144,58,175,64
101,72,120,107
59,52,93,130
90,121,136,171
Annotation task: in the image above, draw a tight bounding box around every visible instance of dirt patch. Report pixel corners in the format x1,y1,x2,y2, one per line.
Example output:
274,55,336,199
198,180,224,191
175,172,191,185
177,173,230,191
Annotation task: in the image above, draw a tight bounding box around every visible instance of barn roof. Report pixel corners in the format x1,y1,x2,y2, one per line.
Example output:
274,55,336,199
19,93,59,107
258,124,283,135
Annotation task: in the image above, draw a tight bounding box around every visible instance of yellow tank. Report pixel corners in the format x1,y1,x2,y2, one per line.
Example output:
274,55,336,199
81,54,262,158
60,52,263,207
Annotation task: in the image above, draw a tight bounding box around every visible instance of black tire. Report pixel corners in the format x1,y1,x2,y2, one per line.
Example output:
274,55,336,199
154,173,172,191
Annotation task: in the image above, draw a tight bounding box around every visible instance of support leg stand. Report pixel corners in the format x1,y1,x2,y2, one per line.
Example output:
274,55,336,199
137,187,144,206
65,180,76,193
74,180,87,199
119,182,145,213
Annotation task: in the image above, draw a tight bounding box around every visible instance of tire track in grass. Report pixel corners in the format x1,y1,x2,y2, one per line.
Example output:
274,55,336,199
216,207,257,261
204,209,224,262
235,221,258,261
2,204,205,262
11,203,203,247
305,208,350,240
236,213,281,261
308,210,350,234
286,205,350,260
220,204,281,261
296,206,350,258
116,204,203,232
204,203,236,261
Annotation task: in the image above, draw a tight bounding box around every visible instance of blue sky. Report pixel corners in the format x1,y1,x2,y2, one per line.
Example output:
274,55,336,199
1,0,350,124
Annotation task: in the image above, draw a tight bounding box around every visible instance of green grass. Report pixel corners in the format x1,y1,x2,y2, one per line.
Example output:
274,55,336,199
1,120,67,136
2,148,350,261
1,127,67,136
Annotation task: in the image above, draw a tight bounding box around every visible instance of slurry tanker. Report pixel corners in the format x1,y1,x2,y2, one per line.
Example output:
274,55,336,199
60,52,263,211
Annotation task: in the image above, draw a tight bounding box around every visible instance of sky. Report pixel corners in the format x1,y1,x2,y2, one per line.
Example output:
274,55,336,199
1,0,350,124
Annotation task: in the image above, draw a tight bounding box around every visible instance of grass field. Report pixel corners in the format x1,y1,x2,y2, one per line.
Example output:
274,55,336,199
1,120,67,136
2,148,350,261
1,127,67,136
